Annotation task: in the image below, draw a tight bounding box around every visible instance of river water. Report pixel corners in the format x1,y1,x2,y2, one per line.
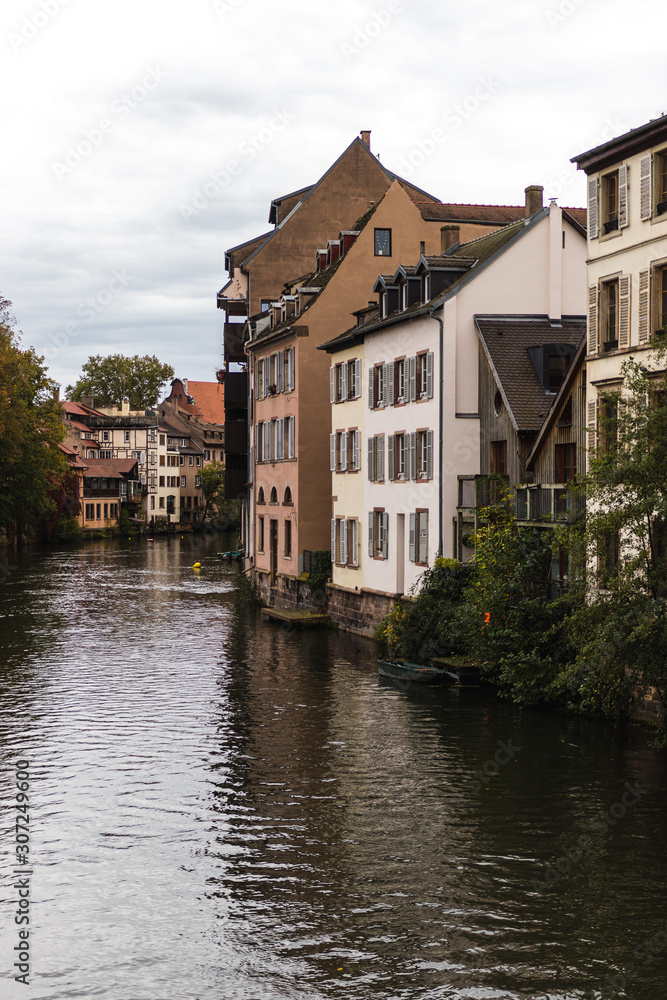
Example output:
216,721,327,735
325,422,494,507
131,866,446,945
0,535,666,1000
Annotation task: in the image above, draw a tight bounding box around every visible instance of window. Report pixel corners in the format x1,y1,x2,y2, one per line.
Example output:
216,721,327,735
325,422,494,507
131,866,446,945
181,475,186,488
159,455,165,466
395,433,406,479
283,486,293,505
547,354,570,392
96,503,101,519
257,487,265,505
189,455,194,466
270,487,278,504
85,503,95,520
284,519,292,558
204,449,210,461
602,170,619,233
372,364,387,408
195,475,201,487
287,415,295,459
179,455,184,466
285,346,295,392
181,438,187,447
601,279,619,350
374,228,391,256
394,359,406,403
332,518,360,567
258,516,265,553
656,264,667,335
368,510,389,559
417,352,433,399
658,152,667,216
159,434,165,446
490,440,507,476
417,430,434,479
598,531,619,589
110,504,118,519
159,496,165,509
367,434,385,482
100,450,112,459
102,430,110,442
558,394,573,427
600,395,619,457
555,443,577,482
347,429,360,471
124,430,130,443
409,510,429,565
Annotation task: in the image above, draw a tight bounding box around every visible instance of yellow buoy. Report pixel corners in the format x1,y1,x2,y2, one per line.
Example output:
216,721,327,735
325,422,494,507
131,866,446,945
193,562,201,569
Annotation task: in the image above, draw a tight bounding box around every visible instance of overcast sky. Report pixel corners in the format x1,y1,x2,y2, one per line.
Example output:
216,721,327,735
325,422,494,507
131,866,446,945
1,0,665,393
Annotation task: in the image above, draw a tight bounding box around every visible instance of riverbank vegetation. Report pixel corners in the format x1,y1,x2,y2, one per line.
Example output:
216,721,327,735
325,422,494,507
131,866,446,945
378,353,667,741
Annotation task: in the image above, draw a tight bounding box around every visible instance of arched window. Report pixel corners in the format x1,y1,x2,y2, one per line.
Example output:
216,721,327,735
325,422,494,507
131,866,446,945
257,487,265,505
270,487,278,504
283,486,293,505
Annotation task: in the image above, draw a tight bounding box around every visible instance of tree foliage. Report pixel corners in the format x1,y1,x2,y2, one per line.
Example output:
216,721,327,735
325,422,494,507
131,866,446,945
199,461,226,522
0,296,68,540
555,350,667,728
66,353,174,411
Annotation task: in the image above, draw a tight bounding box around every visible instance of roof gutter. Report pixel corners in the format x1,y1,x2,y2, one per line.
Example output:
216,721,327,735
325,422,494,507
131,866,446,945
429,303,444,557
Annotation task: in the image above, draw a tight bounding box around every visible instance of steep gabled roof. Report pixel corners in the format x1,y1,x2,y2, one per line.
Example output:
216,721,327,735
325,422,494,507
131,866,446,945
416,202,525,225
184,381,225,424
83,458,138,478
475,315,586,434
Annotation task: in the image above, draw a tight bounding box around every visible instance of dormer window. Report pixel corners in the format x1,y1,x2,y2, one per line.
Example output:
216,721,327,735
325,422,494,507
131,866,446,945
401,283,408,311
423,274,430,303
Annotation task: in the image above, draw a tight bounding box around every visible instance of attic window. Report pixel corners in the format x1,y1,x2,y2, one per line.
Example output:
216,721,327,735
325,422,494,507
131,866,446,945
494,390,503,416
548,354,570,392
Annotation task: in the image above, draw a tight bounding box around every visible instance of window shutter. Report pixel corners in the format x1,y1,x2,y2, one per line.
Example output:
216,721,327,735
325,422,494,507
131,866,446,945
264,357,270,392
409,513,416,562
619,275,631,348
640,155,652,220
638,268,650,342
288,416,295,458
382,364,389,407
263,422,270,462
255,423,259,459
340,431,348,472
354,359,361,398
330,433,336,472
341,363,348,401
330,368,336,404
410,432,417,480
588,284,598,355
587,399,598,456
368,367,374,409
618,163,629,229
387,434,394,481
341,519,348,566
419,514,428,564
368,512,374,558
331,518,337,562
352,520,359,566
288,347,295,390
367,437,375,482
255,363,260,398
376,435,385,482
588,176,599,240
353,430,360,470
426,430,434,480
426,352,434,398
382,513,389,559
409,356,417,402
277,352,284,392
387,361,395,405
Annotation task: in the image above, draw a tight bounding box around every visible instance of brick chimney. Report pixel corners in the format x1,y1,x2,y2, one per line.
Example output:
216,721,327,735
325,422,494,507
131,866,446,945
81,395,94,410
441,225,460,253
360,130,371,150
121,397,130,415
525,185,544,218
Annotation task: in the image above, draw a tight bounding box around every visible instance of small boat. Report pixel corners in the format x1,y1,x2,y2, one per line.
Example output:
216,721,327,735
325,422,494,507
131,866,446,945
219,549,244,563
378,659,448,685
428,656,481,685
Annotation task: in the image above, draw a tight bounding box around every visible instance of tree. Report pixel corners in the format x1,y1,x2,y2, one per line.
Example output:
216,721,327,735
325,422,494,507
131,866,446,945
198,460,238,528
0,296,68,541
66,354,174,411
556,349,667,731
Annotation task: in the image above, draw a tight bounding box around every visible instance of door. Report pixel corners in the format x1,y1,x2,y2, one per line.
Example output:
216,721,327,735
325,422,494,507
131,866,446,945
396,513,405,595
270,519,278,586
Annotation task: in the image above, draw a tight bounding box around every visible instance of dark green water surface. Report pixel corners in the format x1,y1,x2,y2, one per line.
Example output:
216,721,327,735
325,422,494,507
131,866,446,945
0,536,666,1000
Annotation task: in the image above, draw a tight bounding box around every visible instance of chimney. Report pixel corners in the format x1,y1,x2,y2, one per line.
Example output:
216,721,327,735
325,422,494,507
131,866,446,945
81,395,94,410
420,241,425,256
121,397,130,415
525,185,544,218
360,130,371,150
441,225,460,253
53,385,60,403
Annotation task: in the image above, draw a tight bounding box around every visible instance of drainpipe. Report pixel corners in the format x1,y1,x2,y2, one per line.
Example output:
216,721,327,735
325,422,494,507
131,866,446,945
429,304,444,556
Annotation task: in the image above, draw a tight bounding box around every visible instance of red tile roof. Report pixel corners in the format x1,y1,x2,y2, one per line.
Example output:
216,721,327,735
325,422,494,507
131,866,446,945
62,400,102,417
185,381,225,424
83,458,138,478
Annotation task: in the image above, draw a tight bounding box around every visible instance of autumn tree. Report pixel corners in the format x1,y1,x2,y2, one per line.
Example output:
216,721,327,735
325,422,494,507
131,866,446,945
0,296,68,541
66,353,174,411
